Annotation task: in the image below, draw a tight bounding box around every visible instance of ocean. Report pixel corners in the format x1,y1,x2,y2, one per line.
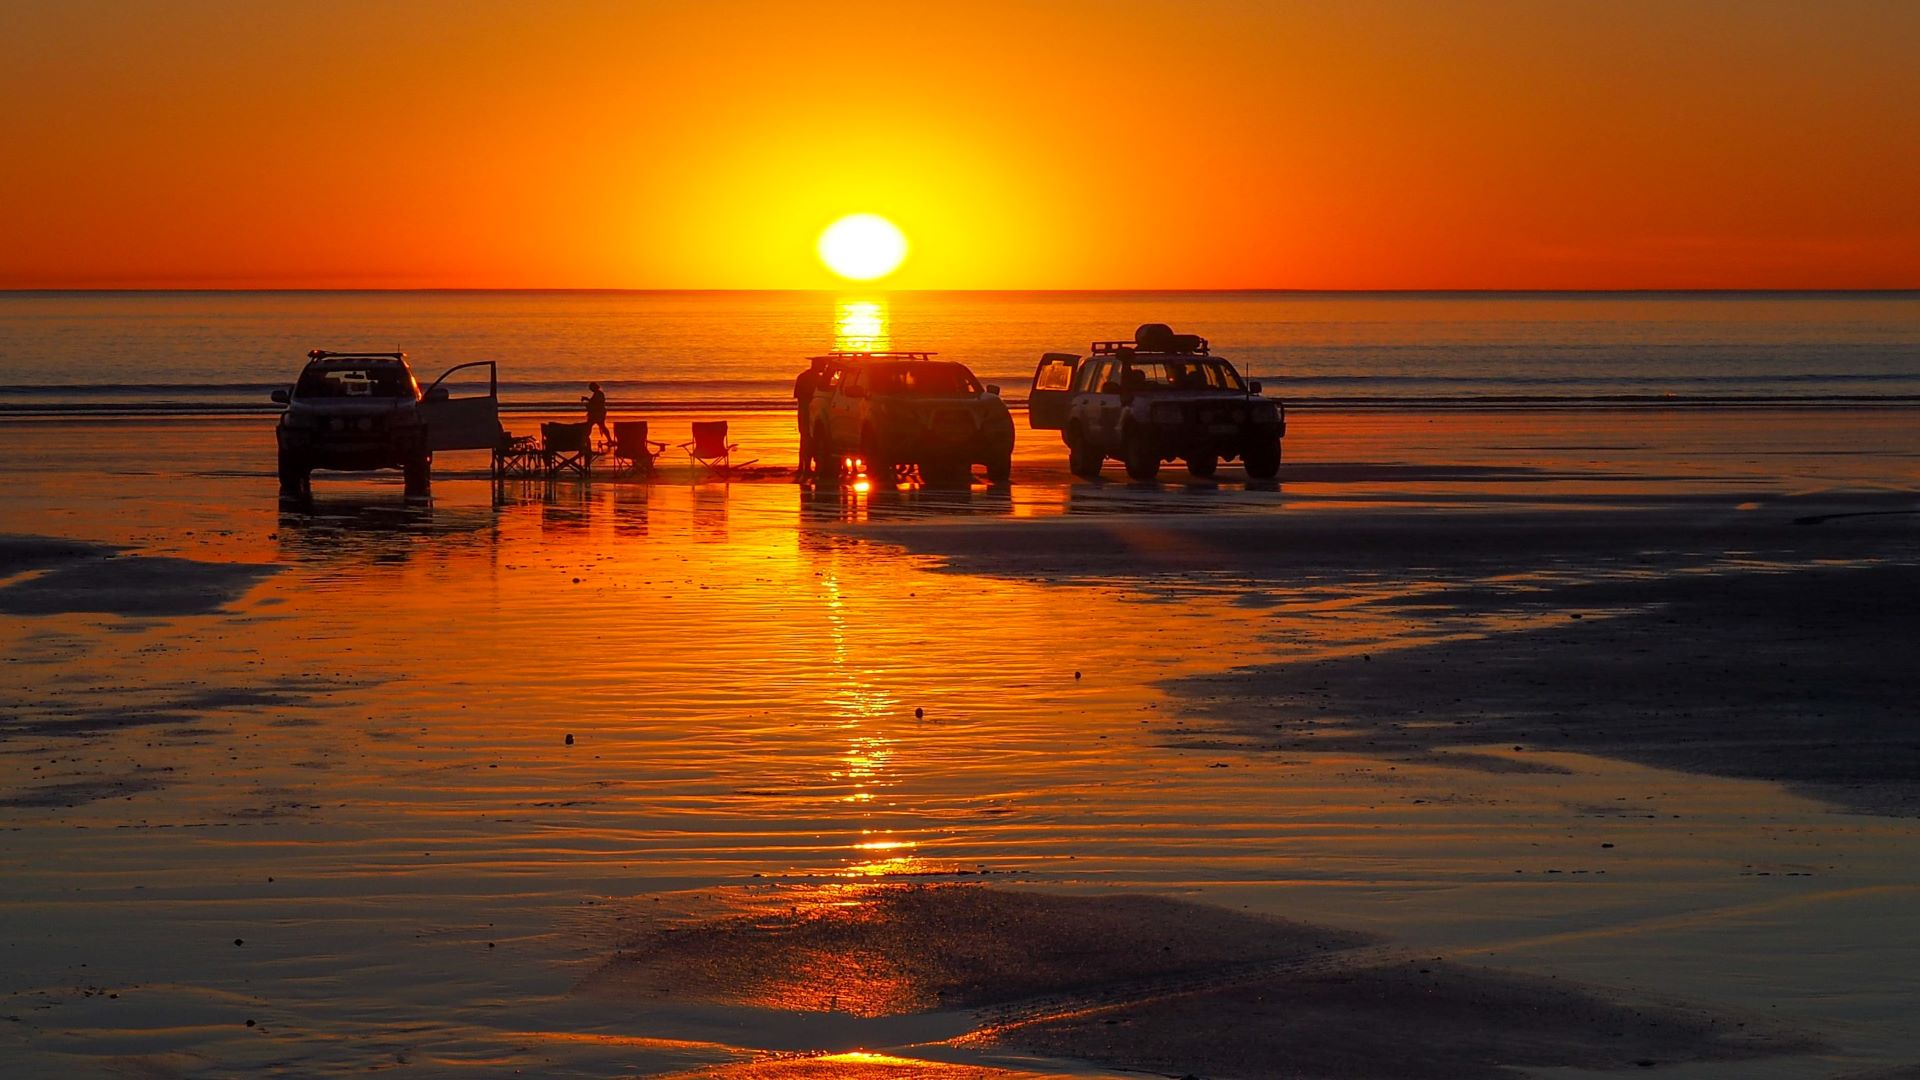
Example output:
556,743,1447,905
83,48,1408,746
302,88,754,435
1,289,1917,416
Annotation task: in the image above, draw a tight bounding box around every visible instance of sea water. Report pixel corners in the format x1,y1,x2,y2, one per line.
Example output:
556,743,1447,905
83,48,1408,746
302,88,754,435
1,289,1917,415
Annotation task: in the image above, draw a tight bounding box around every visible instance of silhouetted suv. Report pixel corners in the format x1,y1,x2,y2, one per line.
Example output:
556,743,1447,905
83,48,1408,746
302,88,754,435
273,350,501,500
811,352,1015,485
1027,324,1284,481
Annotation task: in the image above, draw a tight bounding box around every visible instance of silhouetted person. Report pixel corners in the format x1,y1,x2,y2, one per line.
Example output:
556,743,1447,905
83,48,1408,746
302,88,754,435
583,382,610,445
793,358,829,478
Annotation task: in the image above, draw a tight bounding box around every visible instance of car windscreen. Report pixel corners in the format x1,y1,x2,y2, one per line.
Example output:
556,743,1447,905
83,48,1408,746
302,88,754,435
871,363,981,396
295,365,415,399
1130,359,1245,392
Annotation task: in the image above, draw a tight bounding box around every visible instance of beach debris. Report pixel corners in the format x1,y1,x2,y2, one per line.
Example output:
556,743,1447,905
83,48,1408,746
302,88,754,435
565,733,575,745
1074,671,1083,679
233,938,244,946
915,708,925,719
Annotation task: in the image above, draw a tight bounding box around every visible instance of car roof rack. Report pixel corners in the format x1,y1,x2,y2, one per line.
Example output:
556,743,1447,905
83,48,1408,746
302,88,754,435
307,350,407,361
1090,338,1209,357
808,350,938,362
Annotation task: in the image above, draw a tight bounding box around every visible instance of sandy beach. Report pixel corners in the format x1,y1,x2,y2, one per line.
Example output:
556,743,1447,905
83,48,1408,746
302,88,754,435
2,405,1917,1078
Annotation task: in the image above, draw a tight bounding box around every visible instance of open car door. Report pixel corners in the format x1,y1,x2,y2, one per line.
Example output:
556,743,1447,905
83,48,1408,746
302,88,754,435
419,361,504,452
1027,352,1079,430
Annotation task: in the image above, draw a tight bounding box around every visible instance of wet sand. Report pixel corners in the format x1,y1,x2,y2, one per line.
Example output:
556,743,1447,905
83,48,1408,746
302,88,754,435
1,407,1917,1078
855,502,1920,817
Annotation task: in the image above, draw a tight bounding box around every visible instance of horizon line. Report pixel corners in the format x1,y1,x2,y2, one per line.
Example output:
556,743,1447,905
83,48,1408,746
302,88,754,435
3,286,1918,296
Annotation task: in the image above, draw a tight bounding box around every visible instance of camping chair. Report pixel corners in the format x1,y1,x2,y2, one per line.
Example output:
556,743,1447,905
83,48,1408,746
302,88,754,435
679,420,757,481
492,430,543,481
610,420,667,479
541,421,594,480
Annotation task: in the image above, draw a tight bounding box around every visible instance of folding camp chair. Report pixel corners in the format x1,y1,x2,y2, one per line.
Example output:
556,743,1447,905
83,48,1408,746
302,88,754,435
541,421,594,480
679,420,757,481
492,430,543,481
609,420,668,479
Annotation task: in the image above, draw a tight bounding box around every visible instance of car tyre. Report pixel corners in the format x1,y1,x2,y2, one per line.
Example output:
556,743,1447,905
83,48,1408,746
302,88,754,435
1244,438,1282,480
1066,426,1100,479
861,428,893,487
1187,455,1218,478
987,451,1012,485
931,458,976,487
1123,429,1160,481
403,450,432,498
277,451,310,501
813,425,840,487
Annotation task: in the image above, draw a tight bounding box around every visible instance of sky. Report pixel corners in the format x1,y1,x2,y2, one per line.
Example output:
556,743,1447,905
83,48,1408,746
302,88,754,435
1,0,1916,290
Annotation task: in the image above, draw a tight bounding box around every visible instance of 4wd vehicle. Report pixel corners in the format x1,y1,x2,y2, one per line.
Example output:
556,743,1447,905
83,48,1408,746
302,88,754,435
810,352,1015,486
1027,324,1284,481
272,350,502,500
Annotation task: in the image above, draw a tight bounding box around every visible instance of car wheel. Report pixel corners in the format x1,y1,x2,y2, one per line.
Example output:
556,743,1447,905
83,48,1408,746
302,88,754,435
922,458,968,487
277,452,310,501
813,425,840,487
1123,430,1160,481
1187,455,1218,478
1244,438,1282,480
987,451,1012,485
404,450,432,497
1066,425,1100,479
861,428,893,486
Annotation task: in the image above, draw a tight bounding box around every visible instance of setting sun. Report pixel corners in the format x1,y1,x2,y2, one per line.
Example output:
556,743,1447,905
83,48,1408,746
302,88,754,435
818,214,908,282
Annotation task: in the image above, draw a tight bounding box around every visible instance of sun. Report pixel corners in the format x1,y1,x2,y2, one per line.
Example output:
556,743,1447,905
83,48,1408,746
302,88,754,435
818,214,907,281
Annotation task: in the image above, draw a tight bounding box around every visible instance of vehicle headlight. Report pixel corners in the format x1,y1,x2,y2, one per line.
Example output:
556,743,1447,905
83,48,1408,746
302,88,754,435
1150,403,1184,423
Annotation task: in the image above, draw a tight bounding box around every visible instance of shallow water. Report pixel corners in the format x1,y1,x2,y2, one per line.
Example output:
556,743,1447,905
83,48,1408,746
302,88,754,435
3,290,1918,415
1,409,1917,1077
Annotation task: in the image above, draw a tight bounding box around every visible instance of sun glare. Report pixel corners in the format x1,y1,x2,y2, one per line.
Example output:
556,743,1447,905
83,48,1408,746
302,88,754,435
819,215,907,281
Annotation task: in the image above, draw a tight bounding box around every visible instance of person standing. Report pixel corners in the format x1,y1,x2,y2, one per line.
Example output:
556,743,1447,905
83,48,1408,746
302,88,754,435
793,358,828,479
583,382,610,446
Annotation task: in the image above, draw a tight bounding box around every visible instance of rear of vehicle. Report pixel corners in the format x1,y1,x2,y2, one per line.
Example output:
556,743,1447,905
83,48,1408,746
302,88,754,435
275,353,428,498
817,356,1015,485
274,350,504,502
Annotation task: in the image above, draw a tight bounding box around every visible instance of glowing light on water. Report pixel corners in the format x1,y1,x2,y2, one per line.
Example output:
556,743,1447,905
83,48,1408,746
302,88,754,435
834,298,890,352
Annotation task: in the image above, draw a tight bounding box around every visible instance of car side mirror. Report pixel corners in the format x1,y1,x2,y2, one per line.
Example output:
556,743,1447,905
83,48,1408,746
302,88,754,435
270,389,289,404
424,386,449,402
1248,380,1262,395
986,384,1001,396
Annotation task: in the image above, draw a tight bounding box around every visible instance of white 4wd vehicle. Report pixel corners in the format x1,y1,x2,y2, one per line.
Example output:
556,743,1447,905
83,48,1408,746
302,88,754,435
1027,324,1284,481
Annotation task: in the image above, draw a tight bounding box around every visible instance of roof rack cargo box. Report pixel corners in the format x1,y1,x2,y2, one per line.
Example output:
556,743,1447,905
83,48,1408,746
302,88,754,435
1133,323,1208,354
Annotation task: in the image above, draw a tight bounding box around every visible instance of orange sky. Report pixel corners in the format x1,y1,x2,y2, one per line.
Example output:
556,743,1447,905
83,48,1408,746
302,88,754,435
2,0,1916,289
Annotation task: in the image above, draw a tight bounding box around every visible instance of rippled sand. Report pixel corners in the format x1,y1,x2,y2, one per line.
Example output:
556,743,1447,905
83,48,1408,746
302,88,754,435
1,408,1917,1078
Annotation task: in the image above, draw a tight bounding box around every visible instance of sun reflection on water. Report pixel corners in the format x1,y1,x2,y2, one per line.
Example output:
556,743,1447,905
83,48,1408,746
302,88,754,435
834,298,890,352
